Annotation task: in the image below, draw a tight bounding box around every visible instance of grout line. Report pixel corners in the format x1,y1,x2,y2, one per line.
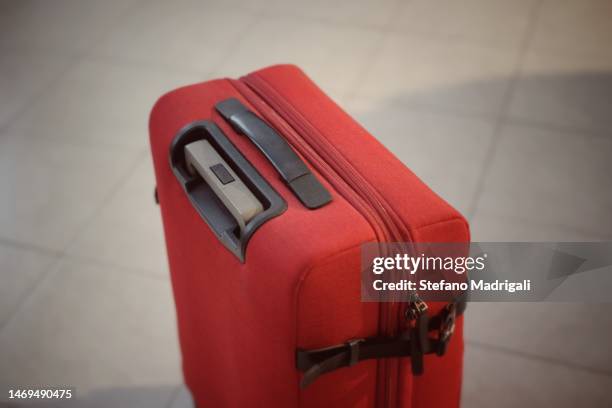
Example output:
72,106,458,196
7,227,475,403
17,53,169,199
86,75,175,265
78,1,270,79
257,7,397,34
0,244,169,335
0,54,80,136
165,385,186,408
0,257,62,333
467,339,612,378
76,52,216,80
0,0,175,336
387,28,525,51
77,10,260,84
206,15,264,77
0,150,148,335
253,3,537,69
471,209,612,241
340,34,388,102
355,98,501,121
501,116,612,142
61,150,149,251
64,252,170,282
319,85,612,143
465,0,545,221
341,0,405,102
342,95,612,142
0,237,63,258
0,0,151,136
0,234,170,282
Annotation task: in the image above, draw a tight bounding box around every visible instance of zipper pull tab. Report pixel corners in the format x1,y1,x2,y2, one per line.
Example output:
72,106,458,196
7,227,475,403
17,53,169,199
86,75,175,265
405,294,430,375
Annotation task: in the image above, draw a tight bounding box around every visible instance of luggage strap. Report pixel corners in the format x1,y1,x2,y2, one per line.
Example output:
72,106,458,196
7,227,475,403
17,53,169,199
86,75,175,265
296,295,467,388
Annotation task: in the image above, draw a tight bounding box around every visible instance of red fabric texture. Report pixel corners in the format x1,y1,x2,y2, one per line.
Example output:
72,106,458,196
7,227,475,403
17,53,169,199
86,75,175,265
149,65,469,408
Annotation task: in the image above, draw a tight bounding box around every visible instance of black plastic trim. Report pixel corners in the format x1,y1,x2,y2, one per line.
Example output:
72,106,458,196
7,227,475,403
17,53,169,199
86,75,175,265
169,120,287,262
215,98,332,209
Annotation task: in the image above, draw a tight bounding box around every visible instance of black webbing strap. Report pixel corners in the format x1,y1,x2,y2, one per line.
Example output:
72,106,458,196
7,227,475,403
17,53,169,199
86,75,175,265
296,295,467,388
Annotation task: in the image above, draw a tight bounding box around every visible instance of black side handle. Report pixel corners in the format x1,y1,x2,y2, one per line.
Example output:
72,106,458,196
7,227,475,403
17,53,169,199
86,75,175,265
216,98,332,209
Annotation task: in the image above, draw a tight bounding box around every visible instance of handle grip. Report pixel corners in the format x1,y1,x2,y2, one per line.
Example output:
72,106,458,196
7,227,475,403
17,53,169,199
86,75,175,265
169,121,286,262
216,98,332,209
184,139,263,234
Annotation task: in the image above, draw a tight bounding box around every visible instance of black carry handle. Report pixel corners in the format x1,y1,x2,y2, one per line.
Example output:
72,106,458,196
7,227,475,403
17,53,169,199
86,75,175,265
216,98,332,209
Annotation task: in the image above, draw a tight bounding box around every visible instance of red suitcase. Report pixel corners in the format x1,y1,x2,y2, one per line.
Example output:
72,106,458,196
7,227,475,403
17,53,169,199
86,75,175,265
149,65,470,408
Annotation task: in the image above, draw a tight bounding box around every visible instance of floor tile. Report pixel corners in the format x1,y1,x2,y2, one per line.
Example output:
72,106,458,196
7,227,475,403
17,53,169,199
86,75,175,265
0,1,610,405
530,0,612,59
462,344,612,407
168,385,194,408
67,156,168,278
508,50,612,134
166,0,274,15
216,17,384,99
0,259,182,396
465,302,612,374
356,33,519,116
0,50,74,128
346,98,496,215
470,211,612,241
475,124,612,238
7,385,180,408
0,0,140,55
392,0,536,49
265,0,399,28
90,2,258,74
0,244,57,328
7,59,201,151
0,132,138,251
70,385,177,408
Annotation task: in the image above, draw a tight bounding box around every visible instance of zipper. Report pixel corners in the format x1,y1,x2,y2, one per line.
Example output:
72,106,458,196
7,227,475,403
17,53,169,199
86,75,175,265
405,293,429,377
231,73,417,407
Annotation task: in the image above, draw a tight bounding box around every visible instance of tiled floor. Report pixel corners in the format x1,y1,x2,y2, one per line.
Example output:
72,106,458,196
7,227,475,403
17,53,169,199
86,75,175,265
1,0,611,407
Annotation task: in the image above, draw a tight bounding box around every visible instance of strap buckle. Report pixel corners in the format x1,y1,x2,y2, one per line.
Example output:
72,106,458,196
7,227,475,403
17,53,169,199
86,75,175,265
346,338,364,367
406,294,428,321
436,303,457,356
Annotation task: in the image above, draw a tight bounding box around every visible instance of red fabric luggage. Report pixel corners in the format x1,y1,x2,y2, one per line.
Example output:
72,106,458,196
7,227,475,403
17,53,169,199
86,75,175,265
149,65,470,408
